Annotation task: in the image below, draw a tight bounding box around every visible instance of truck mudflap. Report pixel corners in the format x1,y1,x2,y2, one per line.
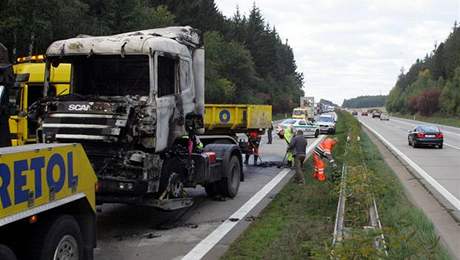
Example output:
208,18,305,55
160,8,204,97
0,143,97,224
203,143,244,182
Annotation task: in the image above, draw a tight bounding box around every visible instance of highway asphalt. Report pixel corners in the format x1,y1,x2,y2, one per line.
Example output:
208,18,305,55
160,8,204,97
358,115,460,216
94,129,324,260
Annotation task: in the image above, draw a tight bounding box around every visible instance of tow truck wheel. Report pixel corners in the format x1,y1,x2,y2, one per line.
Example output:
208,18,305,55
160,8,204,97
31,215,83,260
0,244,16,260
219,156,241,198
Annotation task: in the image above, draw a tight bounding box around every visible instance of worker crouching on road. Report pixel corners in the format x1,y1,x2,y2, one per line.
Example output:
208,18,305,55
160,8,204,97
288,130,308,184
244,130,261,166
313,137,338,181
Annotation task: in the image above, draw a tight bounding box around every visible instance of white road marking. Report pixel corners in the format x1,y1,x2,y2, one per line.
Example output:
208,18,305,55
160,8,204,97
391,117,460,138
359,119,460,211
182,136,325,260
379,118,460,151
445,143,460,150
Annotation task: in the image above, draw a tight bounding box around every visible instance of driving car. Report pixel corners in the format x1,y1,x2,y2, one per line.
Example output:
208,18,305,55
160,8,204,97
372,111,382,118
408,125,443,149
352,111,358,116
317,114,336,134
380,113,389,120
361,111,368,116
276,118,320,138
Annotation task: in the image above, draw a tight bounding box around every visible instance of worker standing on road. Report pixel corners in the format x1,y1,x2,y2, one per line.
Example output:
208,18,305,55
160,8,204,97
289,130,308,184
312,137,338,181
244,130,261,166
284,125,294,167
267,121,273,144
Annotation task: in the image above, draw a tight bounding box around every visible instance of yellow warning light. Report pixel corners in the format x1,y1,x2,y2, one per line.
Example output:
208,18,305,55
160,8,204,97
16,55,45,63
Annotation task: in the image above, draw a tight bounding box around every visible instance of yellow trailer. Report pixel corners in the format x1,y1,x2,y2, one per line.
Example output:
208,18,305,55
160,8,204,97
0,143,97,260
204,104,272,134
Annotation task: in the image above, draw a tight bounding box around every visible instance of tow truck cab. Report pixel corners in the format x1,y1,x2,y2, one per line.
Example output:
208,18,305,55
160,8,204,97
8,55,70,146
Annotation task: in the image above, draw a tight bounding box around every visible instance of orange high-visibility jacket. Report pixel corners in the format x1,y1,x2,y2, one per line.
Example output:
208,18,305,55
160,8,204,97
315,138,337,155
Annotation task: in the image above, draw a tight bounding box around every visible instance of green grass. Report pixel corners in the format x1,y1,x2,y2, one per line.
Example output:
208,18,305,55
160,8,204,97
223,110,450,260
393,113,460,128
221,160,338,260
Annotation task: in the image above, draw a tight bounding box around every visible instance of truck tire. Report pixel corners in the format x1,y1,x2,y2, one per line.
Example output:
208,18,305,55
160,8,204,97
314,130,319,138
219,156,241,198
0,244,16,260
31,215,83,260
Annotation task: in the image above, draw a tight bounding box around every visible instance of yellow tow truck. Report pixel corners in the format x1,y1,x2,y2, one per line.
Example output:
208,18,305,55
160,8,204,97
0,144,97,260
9,55,70,146
1,45,96,260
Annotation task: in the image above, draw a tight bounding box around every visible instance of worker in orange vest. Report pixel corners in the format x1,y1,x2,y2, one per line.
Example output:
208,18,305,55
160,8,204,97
244,130,261,166
312,137,338,181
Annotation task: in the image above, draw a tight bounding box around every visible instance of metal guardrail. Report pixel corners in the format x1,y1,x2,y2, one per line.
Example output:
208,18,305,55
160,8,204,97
331,134,388,256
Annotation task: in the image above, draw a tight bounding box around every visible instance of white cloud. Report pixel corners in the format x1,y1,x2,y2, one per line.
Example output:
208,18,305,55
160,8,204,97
215,0,460,105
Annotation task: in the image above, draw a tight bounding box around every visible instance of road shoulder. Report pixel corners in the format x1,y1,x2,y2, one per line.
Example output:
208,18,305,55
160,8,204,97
363,127,460,259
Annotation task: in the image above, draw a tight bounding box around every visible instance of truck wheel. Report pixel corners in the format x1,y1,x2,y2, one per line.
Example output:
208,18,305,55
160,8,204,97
0,244,16,260
31,215,83,260
219,156,241,198
314,130,319,138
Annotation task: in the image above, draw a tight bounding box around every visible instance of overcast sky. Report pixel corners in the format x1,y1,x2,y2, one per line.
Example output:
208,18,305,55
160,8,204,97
214,0,460,105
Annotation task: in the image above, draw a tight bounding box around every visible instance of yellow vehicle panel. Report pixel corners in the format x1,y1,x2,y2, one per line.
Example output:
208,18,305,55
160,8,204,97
204,104,272,133
14,63,71,83
0,144,97,222
9,62,71,146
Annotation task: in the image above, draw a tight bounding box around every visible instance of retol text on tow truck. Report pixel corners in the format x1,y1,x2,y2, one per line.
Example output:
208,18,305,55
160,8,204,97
30,27,272,210
0,44,97,260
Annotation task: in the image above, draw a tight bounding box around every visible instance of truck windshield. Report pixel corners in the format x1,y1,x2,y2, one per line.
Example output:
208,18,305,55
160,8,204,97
72,55,150,96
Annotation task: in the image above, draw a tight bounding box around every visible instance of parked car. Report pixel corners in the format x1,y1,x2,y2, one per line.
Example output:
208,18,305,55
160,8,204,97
276,118,319,138
276,118,297,134
317,114,336,134
380,113,389,120
361,111,368,116
408,125,443,149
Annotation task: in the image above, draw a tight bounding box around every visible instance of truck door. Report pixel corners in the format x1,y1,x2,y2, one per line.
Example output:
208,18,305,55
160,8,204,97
154,53,181,152
179,59,195,116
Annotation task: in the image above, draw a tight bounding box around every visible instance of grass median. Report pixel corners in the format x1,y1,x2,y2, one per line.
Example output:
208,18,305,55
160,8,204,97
222,111,450,259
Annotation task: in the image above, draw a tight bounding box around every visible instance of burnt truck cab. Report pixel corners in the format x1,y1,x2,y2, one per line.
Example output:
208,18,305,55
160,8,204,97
35,27,243,209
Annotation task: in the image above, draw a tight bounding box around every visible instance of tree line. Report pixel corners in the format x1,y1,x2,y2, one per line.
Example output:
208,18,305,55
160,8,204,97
386,22,460,116
0,0,304,113
342,95,387,108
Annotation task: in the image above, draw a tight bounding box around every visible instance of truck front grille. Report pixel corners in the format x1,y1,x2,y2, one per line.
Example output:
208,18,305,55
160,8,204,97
43,113,128,142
